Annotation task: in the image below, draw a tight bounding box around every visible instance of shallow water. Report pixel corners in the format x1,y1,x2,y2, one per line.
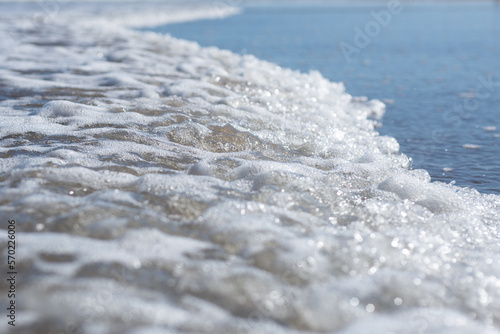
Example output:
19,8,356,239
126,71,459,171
150,2,500,194
0,1,500,334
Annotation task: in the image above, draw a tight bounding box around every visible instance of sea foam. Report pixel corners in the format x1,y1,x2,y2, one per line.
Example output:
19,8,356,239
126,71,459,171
0,1,499,334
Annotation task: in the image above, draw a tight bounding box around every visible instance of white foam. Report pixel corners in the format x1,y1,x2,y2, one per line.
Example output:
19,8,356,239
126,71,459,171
462,143,482,150
1,1,499,334
378,173,463,213
483,126,497,132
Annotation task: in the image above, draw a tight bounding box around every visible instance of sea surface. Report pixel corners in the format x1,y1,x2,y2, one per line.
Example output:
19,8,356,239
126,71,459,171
0,1,499,334
149,2,500,194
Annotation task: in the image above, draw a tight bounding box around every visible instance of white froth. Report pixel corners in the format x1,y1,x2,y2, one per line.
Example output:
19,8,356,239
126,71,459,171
462,144,482,150
0,2,499,334
483,126,497,132
378,173,463,213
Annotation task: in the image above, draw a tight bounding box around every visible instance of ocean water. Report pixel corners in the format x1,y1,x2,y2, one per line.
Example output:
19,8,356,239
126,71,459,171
149,2,500,194
0,1,499,334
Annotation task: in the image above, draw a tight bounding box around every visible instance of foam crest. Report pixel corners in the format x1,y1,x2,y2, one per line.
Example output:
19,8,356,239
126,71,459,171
39,100,107,118
378,174,463,213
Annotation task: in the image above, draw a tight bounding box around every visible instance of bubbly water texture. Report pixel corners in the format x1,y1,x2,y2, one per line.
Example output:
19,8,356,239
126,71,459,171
0,1,500,333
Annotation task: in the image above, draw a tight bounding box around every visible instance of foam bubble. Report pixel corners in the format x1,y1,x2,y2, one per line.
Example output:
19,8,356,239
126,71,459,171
38,100,108,118
378,173,462,213
462,144,482,150
483,126,497,132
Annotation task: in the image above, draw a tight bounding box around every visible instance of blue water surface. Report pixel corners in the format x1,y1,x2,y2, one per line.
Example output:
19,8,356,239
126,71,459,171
145,2,500,194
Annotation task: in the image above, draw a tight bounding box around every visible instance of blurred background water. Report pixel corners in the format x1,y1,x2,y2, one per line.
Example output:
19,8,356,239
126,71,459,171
147,2,500,194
